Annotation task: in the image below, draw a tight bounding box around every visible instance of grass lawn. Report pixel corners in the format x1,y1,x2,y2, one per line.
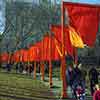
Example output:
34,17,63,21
0,66,97,100
0,72,57,100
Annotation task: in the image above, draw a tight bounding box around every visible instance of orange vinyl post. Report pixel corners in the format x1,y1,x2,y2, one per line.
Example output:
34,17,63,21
42,62,45,81
28,62,30,74
60,61,62,80
40,39,45,81
40,62,42,80
49,60,52,87
40,61,45,81
49,32,53,88
8,53,10,64
33,61,36,79
74,47,78,64
61,1,67,98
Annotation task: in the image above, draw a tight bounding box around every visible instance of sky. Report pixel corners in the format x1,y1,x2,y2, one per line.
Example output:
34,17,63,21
0,0,5,35
52,0,100,5
63,0,100,4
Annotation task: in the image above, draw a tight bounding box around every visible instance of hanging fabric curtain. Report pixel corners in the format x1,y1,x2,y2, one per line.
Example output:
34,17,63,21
34,41,42,61
51,25,74,56
63,2,100,47
42,36,50,61
0,53,9,63
19,49,25,62
28,46,39,62
22,50,28,62
13,51,20,63
69,26,84,48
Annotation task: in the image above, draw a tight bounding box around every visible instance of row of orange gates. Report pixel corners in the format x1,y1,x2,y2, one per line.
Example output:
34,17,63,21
0,25,85,63
0,26,68,63
0,2,100,63
0,1,100,98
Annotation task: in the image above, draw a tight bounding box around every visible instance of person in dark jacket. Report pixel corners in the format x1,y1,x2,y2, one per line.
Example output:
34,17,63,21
72,63,86,99
66,63,74,87
73,64,82,84
89,67,99,96
19,62,24,73
16,63,19,73
79,64,87,91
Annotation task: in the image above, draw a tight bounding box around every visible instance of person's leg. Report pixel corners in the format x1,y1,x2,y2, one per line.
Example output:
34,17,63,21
6,64,8,72
6,64,11,72
81,80,86,100
72,82,77,99
82,80,85,90
16,64,18,72
90,83,94,96
9,64,12,72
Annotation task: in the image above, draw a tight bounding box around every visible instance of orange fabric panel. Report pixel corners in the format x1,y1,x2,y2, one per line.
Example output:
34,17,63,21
0,53,9,63
28,46,40,62
13,51,20,62
63,2,100,47
42,35,60,61
20,49,25,62
42,36,50,61
34,41,42,61
51,25,74,56
22,50,28,62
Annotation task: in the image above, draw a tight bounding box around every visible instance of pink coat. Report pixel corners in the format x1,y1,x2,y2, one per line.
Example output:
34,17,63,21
93,90,100,100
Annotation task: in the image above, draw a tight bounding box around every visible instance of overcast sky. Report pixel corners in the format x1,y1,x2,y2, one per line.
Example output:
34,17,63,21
0,0,5,35
63,0,100,4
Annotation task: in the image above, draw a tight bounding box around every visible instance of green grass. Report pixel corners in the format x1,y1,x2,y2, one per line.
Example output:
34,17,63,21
0,66,96,100
0,72,57,100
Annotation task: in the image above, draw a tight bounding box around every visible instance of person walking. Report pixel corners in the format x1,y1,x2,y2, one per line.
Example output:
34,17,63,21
72,63,86,99
79,64,87,92
89,66,99,96
66,63,74,87
93,84,100,100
